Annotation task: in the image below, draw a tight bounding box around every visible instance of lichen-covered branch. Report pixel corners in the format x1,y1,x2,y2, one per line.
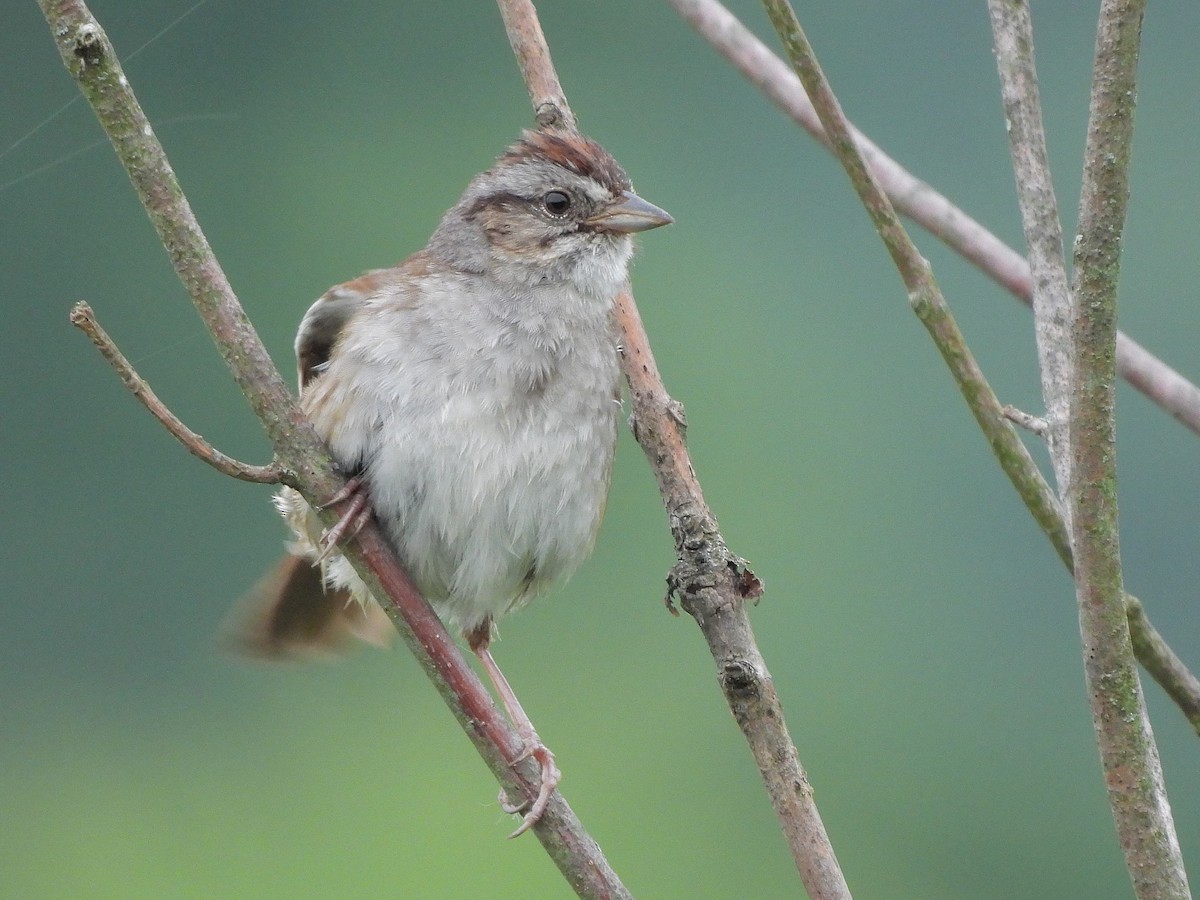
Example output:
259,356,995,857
674,0,1200,737
987,0,1074,509
40,2,630,896
665,0,1200,439
760,0,1071,567
1068,2,1189,896
757,8,1191,892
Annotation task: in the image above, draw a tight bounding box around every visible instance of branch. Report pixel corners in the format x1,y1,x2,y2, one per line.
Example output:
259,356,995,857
1002,405,1049,439
753,3,1195,874
673,0,1200,738
760,0,1072,569
69,302,284,484
495,0,575,130
494,2,851,897
40,3,630,896
987,0,1073,507
664,0,1200,439
1067,2,1189,896
1126,596,1200,736
617,292,849,897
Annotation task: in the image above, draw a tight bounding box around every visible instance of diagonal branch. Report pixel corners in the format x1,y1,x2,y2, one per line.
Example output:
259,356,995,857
40,2,630,896
70,301,285,484
990,0,1198,746
495,0,575,131
495,2,851,898
1067,2,1189,896
672,0,1199,738
616,290,850,897
759,0,1070,565
761,0,1191,893
664,0,1200,439
1127,595,1200,736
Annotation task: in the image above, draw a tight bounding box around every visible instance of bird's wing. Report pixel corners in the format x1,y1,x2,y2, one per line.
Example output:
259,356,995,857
294,252,445,389
294,270,387,390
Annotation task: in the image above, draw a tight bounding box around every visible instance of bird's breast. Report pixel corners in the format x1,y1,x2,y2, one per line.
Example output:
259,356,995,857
356,316,621,630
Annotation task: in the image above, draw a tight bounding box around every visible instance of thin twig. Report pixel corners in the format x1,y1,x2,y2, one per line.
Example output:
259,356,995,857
617,291,848,897
1001,405,1049,439
664,0,1200,439
1067,2,1189,896
40,3,630,896
493,1,851,897
760,0,1071,569
495,0,576,131
987,0,1073,506
1126,596,1200,737
681,0,1200,737
69,302,284,484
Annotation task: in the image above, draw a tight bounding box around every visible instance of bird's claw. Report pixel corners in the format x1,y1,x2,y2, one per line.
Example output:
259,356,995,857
503,740,560,838
314,477,372,562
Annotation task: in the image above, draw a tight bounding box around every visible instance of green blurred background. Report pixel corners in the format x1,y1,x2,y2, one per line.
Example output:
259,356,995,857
3,1,1198,897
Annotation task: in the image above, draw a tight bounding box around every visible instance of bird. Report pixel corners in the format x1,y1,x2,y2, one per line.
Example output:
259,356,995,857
229,128,672,834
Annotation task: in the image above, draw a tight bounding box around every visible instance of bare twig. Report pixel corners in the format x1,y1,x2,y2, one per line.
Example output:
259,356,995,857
69,302,284,484
494,2,851,897
1001,405,1049,439
495,0,575,130
1126,596,1200,737
749,0,1196,875
677,0,1200,738
616,292,847,897
987,0,1073,506
750,8,1195,877
664,0,1200,439
41,2,630,896
760,0,1072,570
756,0,1200,765
1067,2,1189,896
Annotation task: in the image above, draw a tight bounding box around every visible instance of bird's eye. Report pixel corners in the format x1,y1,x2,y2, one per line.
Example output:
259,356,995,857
542,191,571,216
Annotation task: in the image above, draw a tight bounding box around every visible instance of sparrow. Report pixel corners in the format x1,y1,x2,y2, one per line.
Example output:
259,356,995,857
231,128,672,834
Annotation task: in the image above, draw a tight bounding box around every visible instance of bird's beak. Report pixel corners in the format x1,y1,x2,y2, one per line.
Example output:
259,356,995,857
585,190,673,233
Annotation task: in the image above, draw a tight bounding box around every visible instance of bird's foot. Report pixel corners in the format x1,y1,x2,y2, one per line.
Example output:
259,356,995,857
473,643,561,838
499,738,561,838
314,476,372,561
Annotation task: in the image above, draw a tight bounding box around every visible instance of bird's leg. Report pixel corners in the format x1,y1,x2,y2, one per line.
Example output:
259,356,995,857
471,630,560,838
314,476,372,561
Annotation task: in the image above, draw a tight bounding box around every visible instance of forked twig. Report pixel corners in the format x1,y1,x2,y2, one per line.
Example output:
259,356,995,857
70,302,284,484
762,0,1189,894
671,0,1199,738
994,3,1192,887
